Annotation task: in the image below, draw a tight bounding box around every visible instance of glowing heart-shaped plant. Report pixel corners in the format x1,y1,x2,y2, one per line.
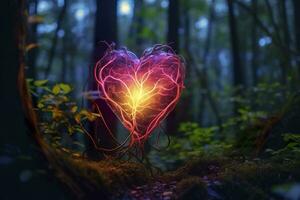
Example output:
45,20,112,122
94,45,185,146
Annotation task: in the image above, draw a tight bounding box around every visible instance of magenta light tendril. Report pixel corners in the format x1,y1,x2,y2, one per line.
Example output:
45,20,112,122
94,45,185,146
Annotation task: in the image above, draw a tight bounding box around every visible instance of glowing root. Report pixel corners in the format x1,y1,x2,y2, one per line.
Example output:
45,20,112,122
94,44,185,149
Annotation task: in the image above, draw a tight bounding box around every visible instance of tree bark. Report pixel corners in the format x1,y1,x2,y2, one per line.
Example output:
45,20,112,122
264,0,286,85
292,0,300,77
128,0,144,54
44,0,67,78
27,0,38,79
197,0,222,128
0,0,47,198
88,0,118,159
0,0,28,151
278,0,291,85
60,4,69,82
226,0,244,113
251,0,259,86
166,0,179,134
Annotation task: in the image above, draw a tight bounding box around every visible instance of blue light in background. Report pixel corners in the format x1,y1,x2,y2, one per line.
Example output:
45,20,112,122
195,17,208,29
259,36,272,47
37,1,52,13
145,0,156,4
118,0,133,16
160,0,168,8
75,8,87,21
57,0,64,7
37,23,57,34
58,29,65,38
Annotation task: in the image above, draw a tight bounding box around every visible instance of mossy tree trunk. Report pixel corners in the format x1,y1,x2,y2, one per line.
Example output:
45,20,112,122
0,1,63,199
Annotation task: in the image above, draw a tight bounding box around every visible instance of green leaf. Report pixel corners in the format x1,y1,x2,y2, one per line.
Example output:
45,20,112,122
71,106,78,113
52,84,61,95
60,83,71,94
37,102,44,108
34,80,48,86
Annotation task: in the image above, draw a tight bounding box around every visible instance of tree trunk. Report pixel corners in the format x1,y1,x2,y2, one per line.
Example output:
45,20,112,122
276,0,289,85
0,0,28,154
60,5,69,82
128,0,144,54
135,0,144,54
166,0,179,134
44,0,67,78
0,0,56,198
88,0,118,159
292,0,300,78
27,0,38,79
197,0,222,128
251,0,259,86
226,0,244,113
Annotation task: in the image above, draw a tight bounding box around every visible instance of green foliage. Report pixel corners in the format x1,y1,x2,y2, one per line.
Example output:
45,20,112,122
214,160,300,199
232,82,291,113
222,106,267,132
220,82,295,154
266,134,300,160
27,79,97,149
157,122,232,167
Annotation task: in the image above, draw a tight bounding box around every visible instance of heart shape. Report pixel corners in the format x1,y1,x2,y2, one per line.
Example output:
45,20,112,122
94,45,185,144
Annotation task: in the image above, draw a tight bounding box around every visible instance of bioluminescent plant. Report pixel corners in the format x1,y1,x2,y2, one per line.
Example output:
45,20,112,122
93,44,185,151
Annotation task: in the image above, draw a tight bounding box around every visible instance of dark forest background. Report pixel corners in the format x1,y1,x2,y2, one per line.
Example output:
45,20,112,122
1,0,300,199
25,0,300,128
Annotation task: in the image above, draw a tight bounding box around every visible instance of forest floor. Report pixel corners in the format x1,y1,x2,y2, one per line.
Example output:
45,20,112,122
120,157,300,200
25,89,300,200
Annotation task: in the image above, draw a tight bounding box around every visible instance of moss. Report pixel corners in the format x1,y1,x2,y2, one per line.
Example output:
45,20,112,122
159,157,227,199
162,156,300,199
214,160,300,199
176,176,207,200
46,148,150,199
30,125,300,200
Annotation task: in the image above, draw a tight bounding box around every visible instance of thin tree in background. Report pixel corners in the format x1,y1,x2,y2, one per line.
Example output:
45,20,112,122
182,1,193,118
276,0,291,85
129,0,144,54
236,0,293,85
226,0,244,113
265,0,287,84
179,1,194,123
292,0,300,77
88,0,118,159
60,3,74,83
167,0,179,52
27,0,38,79
60,5,69,82
44,0,68,78
251,0,259,86
166,0,179,134
196,0,222,128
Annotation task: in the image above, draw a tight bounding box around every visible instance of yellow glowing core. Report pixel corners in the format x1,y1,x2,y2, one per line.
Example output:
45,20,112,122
126,84,154,120
130,86,147,110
